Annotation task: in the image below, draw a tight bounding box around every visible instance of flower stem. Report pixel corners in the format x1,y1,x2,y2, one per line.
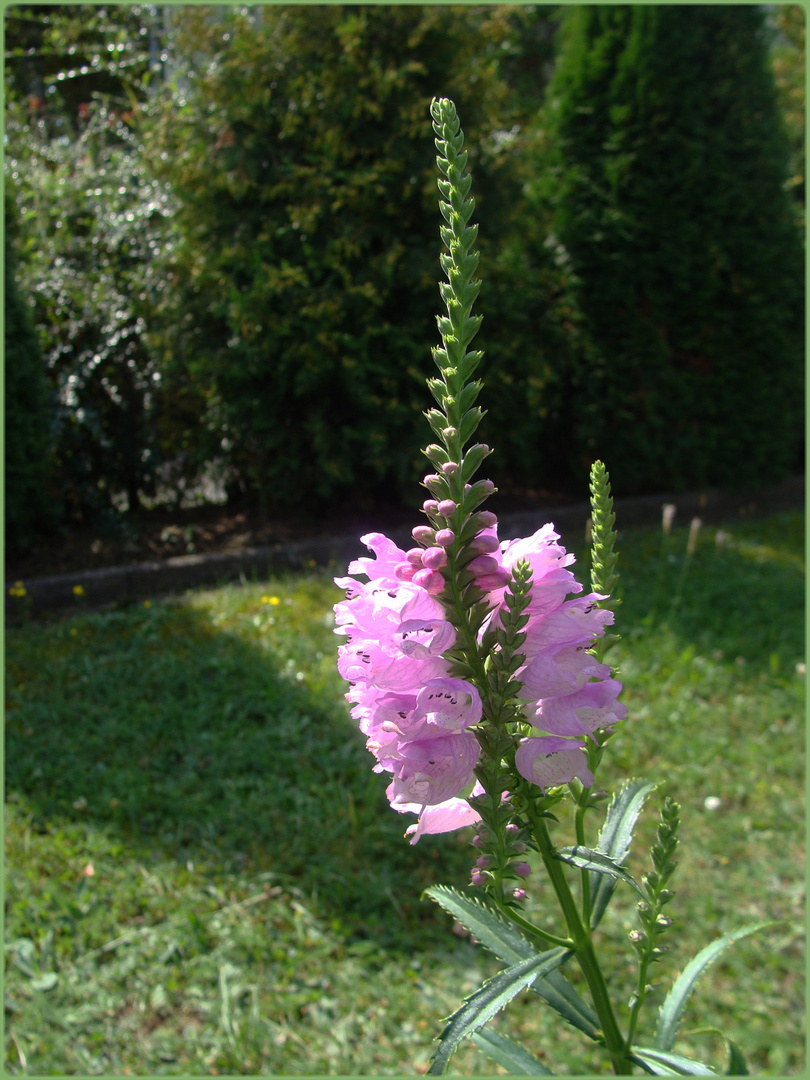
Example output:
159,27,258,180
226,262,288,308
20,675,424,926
527,807,631,1075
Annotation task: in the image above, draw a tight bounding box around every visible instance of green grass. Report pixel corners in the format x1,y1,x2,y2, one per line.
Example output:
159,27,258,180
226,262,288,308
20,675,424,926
4,511,805,1074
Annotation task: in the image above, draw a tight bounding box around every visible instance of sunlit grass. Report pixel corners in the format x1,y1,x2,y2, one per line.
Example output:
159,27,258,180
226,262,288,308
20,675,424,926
4,511,804,1074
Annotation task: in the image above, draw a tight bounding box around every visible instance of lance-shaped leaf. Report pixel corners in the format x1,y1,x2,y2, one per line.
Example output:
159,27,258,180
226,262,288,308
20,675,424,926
532,967,602,1040
471,1027,554,1075
427,952,567,1076
724,1039,749,1076
630,1046,717,1075
555,846,646,900
591,779,658,928
655,923,772,1051
424,886,600,1039
423,885,536,964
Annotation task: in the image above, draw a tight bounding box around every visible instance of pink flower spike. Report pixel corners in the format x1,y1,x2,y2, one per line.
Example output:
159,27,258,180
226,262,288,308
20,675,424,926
434,529,455,548
422,546,448,570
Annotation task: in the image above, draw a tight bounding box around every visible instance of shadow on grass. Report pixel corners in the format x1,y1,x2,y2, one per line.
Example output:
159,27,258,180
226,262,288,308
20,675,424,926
6,511,804,948
5,590,476,953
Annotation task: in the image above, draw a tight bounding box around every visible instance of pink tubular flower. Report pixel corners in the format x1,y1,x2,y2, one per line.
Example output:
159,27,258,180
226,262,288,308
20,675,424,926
515,736,595,791
335,533,483,841
481,522,625,793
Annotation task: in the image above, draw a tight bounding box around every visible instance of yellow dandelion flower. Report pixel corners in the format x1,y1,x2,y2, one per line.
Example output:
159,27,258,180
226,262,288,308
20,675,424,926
143,600,152,608
73,585,85,597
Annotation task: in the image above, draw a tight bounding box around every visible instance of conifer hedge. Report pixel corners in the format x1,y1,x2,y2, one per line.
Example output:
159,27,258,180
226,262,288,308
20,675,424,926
532,4,804,495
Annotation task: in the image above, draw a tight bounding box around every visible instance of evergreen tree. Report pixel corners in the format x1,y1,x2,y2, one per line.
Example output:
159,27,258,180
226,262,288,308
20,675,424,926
147,5,558,515
4,189,58,550
533,5,804,495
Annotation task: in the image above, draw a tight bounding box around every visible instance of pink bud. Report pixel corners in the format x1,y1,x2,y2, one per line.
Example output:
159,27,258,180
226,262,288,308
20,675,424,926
515,861,532,879
471,870,487,886
434,529,455,548
406,547,425,566
475,855,491,869
470,530,500,554
424,473,441,487
513,888,527,902
423,499,439,514
474,571,511,591
394,563,416,582
477,511,498,529
505,824,520,837
437,499,456,517
412,569,445,595
443,427,458,440
412,525,435,545
472,833,486,848
422,546,448,570
441,462,459,476
513,842,527,854
468,555,499,576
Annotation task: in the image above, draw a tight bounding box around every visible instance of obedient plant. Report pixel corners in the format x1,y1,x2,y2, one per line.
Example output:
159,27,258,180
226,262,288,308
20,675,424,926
335,98,767,1075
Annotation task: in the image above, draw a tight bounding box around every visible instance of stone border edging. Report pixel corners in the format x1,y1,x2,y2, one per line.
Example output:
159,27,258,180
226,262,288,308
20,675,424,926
6,475,804,619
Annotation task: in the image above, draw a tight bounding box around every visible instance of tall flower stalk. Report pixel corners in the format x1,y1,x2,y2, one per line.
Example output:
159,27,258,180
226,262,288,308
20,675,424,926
335,97,769,1076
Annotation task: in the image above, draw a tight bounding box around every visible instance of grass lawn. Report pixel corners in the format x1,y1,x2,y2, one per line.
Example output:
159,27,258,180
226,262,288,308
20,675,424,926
4,510,805,1075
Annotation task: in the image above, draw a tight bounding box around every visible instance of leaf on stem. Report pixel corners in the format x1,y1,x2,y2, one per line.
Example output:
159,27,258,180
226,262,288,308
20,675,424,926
471,1027,555,1075
427,952,568,1076
423,884,537,965
629,1046,717,1075
555,846,646,899
423,886,601,1040
654,922,773,1052
590,779,658,928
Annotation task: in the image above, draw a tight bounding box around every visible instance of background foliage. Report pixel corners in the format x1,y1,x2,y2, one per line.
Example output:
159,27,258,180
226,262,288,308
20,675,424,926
4,4,804,548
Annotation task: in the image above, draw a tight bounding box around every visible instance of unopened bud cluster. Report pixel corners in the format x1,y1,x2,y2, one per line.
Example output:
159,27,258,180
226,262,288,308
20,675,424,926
470,817,534,901
631,797,680,962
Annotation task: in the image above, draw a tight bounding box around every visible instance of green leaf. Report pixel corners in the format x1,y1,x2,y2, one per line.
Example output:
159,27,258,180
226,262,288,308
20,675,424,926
427,952,567,1075
423,885,538,964
654,923,771,1052
591,779,658,928
471,1027,554,1075
30,972,59,992
555,846,646,899
724,1039,749,1075
630,1046,716,1075
530,968,601,1041
423,886,601,1040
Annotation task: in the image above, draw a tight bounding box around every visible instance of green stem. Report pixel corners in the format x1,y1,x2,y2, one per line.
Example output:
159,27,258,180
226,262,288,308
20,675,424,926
528,808,631,1075
491,896,573,952
574,797,592,928
626,954,651,1049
